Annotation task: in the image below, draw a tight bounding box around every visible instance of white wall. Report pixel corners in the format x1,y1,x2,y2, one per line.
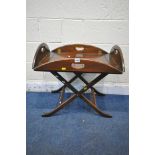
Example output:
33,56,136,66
26,0,129,94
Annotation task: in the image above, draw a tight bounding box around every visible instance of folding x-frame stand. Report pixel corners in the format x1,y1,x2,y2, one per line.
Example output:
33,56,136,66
42,72,112,118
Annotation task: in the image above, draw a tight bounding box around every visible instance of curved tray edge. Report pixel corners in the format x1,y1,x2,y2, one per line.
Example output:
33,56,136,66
109,45,125,73
32,43,50,69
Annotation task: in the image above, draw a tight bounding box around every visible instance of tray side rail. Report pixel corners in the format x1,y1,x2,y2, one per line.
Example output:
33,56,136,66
109,45,125,73
32,43,50,69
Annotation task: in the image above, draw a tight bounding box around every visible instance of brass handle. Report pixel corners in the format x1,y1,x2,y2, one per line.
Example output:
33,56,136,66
71,63,85,69
75,47,84,51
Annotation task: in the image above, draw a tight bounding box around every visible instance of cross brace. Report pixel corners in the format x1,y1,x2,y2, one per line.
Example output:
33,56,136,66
42,72,112,118
51,73,105,96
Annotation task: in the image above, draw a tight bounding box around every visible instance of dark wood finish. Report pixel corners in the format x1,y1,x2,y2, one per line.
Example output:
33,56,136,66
58,87,65,105
33,43,125,118
91,89,96,106
32,44,125,73
51,73,105,96
42,72,112,118
42,94,77,117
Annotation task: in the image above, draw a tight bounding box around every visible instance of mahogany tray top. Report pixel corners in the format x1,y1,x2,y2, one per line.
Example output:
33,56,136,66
32,44,125,74
32,43,125,118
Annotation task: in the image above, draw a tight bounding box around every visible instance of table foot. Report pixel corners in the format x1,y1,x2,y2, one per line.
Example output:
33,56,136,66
42,94,77,117
93,88,105,96
51,87,63,93
80,94,112,118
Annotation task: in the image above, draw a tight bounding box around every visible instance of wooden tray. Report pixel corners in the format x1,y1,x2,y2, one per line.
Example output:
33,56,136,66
32,43,125,74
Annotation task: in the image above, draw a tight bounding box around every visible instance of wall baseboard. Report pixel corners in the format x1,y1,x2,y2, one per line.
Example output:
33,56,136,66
26,81,129,95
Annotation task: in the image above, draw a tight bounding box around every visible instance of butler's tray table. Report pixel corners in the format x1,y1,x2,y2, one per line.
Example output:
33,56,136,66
32,43,125,118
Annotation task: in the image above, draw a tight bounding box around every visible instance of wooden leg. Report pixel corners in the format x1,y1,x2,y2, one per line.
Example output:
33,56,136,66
51,86,63,93
93,88,105,96
44,72,112,118
51,73,81,93
80,94,112,118
76,73,105,96
58,87,65,104
42,94,77,117
91,88,96,106
51,86,64,93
